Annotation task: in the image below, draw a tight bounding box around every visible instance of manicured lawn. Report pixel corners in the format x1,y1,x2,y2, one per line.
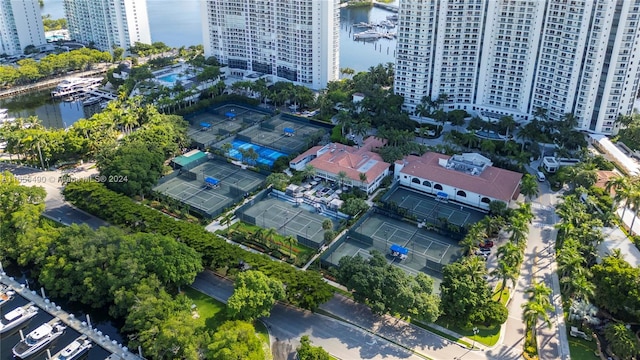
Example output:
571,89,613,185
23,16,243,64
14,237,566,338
184,287,273,358
567,333,598,359
492,283,510,306
435,317,501,347
182,286,228,329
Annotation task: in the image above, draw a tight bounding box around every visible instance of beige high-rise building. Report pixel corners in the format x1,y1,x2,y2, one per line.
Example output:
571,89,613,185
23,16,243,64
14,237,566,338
0,0,46,55
394,0,640,134
64,0,151,52
202,0,340,90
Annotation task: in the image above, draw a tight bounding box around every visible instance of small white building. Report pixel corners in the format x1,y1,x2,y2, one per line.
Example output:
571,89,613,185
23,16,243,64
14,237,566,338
394,152,522,210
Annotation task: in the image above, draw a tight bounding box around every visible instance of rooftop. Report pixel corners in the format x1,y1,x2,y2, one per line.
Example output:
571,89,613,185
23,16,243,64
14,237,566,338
397,152,522,202
296,137,389,183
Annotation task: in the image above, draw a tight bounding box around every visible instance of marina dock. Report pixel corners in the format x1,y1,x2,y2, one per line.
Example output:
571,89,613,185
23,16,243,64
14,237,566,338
0,272,143,360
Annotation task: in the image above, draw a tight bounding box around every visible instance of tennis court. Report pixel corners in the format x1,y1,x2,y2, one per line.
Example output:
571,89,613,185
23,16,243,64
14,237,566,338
235,115,327,154
235,195,336,249
384,187,485,227
185,105,267,148
153,159,265,217
323,212,463,280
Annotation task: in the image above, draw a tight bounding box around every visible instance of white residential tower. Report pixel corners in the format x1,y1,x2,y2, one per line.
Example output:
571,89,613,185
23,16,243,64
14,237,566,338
63,0,151,52
0,0,46,55
394,0,640,134
202,0,340,90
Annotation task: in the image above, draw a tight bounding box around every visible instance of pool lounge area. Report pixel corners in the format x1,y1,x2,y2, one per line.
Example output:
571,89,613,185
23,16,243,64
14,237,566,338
229,139,287,167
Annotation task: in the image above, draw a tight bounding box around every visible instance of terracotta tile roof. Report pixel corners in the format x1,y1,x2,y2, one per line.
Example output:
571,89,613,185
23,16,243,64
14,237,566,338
399,152,522,202
305,137,389,183
595,170,619,195
291,145,323,164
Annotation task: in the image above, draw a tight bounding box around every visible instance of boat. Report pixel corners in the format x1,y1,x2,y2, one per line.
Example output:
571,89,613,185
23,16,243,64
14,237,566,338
0,108,16,124
48,335,92,360
82,97,101,106
353,22,376,28
354,30,381,40
0,285,16,307
51,78,102,98
12,319,66,359
378,20,396,28
386,14,398,21
0,303,38,334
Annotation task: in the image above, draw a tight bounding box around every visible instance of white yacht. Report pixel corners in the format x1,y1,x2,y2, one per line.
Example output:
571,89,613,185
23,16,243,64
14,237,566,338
51,78,102,99
0,108,16,124
49,335,92,360
354,30,381,40
0,303,38,334
12,319,66,359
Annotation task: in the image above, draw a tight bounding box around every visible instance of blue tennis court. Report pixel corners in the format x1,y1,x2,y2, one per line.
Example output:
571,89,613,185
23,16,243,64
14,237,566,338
229,139,287,167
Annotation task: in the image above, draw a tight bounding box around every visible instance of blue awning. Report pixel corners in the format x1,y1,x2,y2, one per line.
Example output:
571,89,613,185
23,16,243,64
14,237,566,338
284,127,295,134
225,112,236,118
200,122,211,128
205,176,219,186
436,191,448,198
390,244,409,255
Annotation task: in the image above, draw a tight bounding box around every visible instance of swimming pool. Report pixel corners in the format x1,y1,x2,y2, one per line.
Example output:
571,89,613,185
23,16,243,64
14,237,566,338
228,139,287,167
158,73,180,83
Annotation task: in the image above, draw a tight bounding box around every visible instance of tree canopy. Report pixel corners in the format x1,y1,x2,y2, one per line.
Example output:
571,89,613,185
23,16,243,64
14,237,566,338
208,320,265,360
297,335,331,360
337,250,440,322
227,270,285,321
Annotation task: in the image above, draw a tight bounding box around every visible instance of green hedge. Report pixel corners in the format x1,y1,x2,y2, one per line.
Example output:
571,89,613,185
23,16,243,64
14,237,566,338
63,181,333,310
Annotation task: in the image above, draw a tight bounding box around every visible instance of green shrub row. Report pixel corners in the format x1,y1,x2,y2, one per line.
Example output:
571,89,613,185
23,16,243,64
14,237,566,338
63,181,334,310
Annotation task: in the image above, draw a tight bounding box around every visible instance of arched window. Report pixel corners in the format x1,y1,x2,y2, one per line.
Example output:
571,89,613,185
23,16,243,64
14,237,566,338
422,180,431,187
412,177,421,184
434,184,443,190
481,197,491,204
456,190,466,197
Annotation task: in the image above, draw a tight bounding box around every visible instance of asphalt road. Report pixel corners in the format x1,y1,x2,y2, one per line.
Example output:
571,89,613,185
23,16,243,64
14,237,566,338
192,271,424,360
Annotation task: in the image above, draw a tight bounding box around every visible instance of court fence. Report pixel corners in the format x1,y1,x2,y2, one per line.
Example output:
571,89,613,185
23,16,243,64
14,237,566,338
234,188,271,223
320,233,350,268
377,185,468,240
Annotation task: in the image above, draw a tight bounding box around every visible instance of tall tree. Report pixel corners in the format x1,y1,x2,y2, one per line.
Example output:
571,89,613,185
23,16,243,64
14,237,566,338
227,270,285,321
522,281,554,339
520,174,540,202
208,321,265,360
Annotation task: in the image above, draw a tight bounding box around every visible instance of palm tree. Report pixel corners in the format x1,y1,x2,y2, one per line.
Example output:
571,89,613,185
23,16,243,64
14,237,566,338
221,142,232,157
520,174,540,202
264,228,277,249
522,281,554,339
498,115,517,138
245,148,259,165
491,259,517,300
303,164,316,181
337,171,348,189
359,172,367,185
459,223,486,255
221,213,233,230
283,235,297,258
561,270,595,301
497,242,524,269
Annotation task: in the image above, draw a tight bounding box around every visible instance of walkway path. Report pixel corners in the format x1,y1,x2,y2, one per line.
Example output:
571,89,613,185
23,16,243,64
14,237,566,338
524,161,571,360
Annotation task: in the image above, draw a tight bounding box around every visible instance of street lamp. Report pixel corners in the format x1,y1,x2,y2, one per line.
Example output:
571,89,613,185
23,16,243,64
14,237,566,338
306,225,310,240
472,326,479,349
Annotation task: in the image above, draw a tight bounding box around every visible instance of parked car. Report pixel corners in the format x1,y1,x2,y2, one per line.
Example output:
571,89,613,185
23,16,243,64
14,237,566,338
478,247,491,254
479,241,494,249
475,250,489,259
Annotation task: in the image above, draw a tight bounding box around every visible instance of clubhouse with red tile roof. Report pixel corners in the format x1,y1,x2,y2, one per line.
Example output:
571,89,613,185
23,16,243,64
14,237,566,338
289,137,390,194
394,152,522,210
